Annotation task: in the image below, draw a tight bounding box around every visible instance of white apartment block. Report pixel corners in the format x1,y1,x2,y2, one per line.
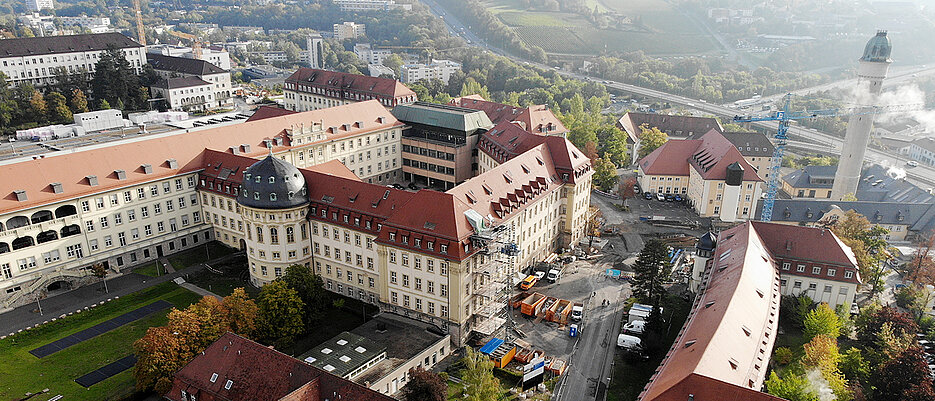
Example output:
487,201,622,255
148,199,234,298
400,59,461,84
147,44,232,71
354,44,393,65
150,77,218,112
0,33,146,87
334,22,366,40
31,0,53,11
332,0,412,11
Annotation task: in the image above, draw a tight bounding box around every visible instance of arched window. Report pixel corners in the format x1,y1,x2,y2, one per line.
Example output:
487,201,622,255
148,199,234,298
270,227,279,244
288,191,295,199
6,216,29,230
54,205,77,218
0,242,9,254
270,193,277,201
31,210,53,224
36,230,58,244
286,226,295,243
60,224,81,238
12,236,34,250
256,226,264,243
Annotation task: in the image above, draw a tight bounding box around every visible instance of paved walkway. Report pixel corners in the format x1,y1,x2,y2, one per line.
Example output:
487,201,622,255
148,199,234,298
179,280,222,301
158,257,176,274
0,252,242,335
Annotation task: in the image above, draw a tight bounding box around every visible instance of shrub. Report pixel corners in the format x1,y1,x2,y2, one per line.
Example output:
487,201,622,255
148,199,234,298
774,347,794,365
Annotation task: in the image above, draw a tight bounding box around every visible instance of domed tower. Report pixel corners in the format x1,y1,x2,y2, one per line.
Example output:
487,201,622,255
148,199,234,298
238,153,310,287
831,31,892,200
690,232,717,293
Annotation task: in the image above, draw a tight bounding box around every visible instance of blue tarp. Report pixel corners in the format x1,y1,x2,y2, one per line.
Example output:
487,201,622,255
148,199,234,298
480,338,504,354
605,269,621,277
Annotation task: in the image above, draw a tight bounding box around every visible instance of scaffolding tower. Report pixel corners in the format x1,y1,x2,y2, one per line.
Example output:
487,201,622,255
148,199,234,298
471,223,520,341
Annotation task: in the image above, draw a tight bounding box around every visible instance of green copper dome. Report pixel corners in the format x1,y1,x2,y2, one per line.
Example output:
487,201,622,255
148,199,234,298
861,31,892,63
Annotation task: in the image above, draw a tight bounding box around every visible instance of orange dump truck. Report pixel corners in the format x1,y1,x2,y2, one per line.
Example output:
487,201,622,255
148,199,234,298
551,299,573,324
521,293,546,316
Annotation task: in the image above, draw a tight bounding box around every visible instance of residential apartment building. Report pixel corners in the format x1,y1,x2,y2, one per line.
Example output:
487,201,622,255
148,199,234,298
393,102,494,189
617,112,722,164
643,222,782,401
904,137,935,167
0,33,146,87
283,68,417,111
333,0,412,11
638,130,763,221
400,60,461,85
147,44,232,70
147,53,232,111
334,22,366,40
353,43,393,65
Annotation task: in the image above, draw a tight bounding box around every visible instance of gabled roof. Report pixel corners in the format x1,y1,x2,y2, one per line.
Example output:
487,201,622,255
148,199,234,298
285,68,415,99
0,33,142,58
478,121,590,182
0,100,398,214
392,102,494,132
689,131,762,181
152,76,211,89
764,199,935,235
450,96,567,135
691,129,775,157
782,165,837,189
638,139,697,176
165,332,394,401
751,221,860,276
245,105,298,122
641,222,781,401
617,111,722,144
147,53,227,75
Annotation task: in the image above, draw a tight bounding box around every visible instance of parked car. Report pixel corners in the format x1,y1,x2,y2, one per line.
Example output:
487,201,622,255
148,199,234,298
908,160,919,167
673,194,683,202
622,320,646,335
408,182,419,190
633,184,641,192
665,194,675,202
391,183,405,190
655,193,666,201
643,192,653,200
533,271,546,280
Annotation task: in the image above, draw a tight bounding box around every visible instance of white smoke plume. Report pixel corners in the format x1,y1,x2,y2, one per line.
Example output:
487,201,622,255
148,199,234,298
805,369,837,401
850,82,935,134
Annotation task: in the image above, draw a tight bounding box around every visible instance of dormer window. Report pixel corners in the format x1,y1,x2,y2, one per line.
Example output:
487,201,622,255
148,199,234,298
288,191,294,199
270,193,277,201
254,193,260,200
255,176,261,183
269,177,275,184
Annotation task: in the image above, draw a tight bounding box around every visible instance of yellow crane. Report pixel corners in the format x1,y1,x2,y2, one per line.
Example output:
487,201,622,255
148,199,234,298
132,0,146,45
167,30,203,59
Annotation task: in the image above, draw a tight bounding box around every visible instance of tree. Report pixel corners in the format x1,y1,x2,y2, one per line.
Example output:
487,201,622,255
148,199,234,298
223,288,259,339
460,348,500,401
801,334,850,400
632,239,672,303
621,177,637,200
402,366,447,401
90,262,108,293
29,90,47,119
592,158,619,191
829,210,890,295
856,306,918,348
585,207,602,249
280,264,328,324
382,54,404,77
871,347,935,400
70,89,88,114
256,280,306,347
46,91,72,123
840,347,870,382
460,77,490,100
803,302,842,340
90,47,141,109
765,371,820,401
637,123,668,159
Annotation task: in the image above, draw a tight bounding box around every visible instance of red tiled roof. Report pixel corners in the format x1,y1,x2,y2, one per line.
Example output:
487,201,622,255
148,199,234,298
638,130,762,181
285,68,416,100
617,112,722,144
750,221,861,284
0,100,398,214
477,121,590,184
450,96,566,135
641,222,782,401
246,105,298,122
165,332,394,401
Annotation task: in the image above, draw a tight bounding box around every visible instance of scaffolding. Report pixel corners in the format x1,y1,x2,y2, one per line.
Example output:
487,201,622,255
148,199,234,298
471,224,520,340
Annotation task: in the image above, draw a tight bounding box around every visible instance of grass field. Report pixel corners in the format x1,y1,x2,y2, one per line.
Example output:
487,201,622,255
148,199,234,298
0,282,200,401
133,262,161,277
166,241,236,271
482,0,717,56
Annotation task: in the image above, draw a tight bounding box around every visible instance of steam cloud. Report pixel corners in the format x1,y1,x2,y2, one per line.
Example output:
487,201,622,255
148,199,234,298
805,369,837,401
849,82,935,134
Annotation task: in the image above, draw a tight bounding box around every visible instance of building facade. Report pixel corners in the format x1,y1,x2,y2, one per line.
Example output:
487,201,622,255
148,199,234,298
400,60,461,85
333,0,412,11
283,68,417,111
147,44,232,70
150,77,218,112
334,22,366,40
0,33,146,87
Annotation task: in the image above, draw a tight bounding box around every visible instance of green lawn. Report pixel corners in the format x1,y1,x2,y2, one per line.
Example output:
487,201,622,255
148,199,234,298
0,282,200,401
132,262,161,277
606,293,693,401
166,241,237,271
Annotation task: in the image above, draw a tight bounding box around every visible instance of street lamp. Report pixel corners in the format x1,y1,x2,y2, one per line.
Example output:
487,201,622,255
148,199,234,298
36,294,43,316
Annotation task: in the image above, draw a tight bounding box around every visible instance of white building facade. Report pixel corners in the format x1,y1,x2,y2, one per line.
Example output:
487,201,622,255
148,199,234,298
0,33,146,87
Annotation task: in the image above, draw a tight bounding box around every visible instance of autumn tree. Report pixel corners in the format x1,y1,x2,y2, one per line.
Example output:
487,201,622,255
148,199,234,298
829,210,890,295
460,348,500,401
801,334,850,400
70,88,89,114
803,302,842,340
223,288,259,339
402,366,447,401
632,239,672,303
592,158,619,191
90,262,108,293
637,123,668,159
585,207,602,249
907,231,935,286
29,90,47,120
280,264,328,324
256,280,306,347
856,306,918,348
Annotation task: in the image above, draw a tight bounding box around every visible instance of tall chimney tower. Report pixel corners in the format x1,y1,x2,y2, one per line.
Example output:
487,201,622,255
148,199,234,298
831,31,892,200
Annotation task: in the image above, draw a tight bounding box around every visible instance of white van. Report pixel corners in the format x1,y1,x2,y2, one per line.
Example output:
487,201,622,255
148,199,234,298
623,320,646,335
617,334,643,350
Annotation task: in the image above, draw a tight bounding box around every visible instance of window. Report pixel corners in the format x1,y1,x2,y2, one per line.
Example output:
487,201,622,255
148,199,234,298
81,200,90,212
86,220,95,232
390,271,397,284
827,269,836,277
100,216,109,228
823,285,832,293
66,244,83,258
225,380,233,390
270,227,279,244
104,236,113,247
812,266,821,275
210,373,218,383
141,206,149,218
796,264,805,272
844,271,853,279
114,213,122,225
839,287,849,295
781,262,790,270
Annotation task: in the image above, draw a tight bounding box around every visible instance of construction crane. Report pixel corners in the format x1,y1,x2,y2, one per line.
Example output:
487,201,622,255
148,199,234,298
168,30,203,59
734,93,923,222
132,0,146,45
